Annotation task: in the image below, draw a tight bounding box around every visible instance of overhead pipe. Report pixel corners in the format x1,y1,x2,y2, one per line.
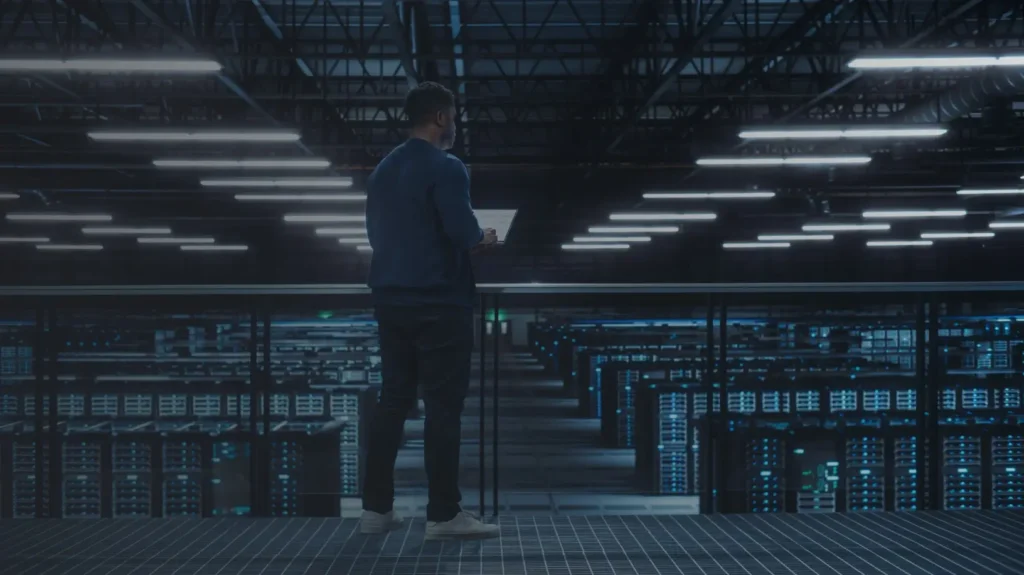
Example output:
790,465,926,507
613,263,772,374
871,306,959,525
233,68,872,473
897,69,1024,124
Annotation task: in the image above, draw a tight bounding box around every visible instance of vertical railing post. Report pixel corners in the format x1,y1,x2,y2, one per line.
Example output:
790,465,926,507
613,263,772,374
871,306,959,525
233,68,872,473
717,298,729,512
492,294,500,517
927,296,941,511
478,293,488,516
914,297,927,512
261,309,272,516
47,309,60,517
33,307,45,518
249,311,262,516
701,296,715,514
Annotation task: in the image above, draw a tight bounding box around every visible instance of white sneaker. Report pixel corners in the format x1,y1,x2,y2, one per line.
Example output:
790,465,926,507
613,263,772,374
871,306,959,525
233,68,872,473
360,509,405,534
424,511,500,541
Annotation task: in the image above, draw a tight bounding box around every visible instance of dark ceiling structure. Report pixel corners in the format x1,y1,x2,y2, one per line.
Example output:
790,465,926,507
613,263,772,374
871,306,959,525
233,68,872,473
1,0,1023,285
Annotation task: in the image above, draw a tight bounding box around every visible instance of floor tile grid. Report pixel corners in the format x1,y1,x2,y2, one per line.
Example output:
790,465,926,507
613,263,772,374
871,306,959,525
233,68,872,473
2,512,1024,574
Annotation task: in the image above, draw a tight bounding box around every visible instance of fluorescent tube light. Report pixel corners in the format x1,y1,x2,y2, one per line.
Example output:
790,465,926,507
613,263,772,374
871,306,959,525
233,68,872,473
235,194,365,202
202,177,353,188
0,237,48,243
155,158,330,169
89,130,301,143
315,228,367,236
588,226,679,234
863,209,966,219
138,237,215,245
739,127,945,140
723,242,790,249
7,213,112,223
989,221,1024,229
284,214,365,223
757,234,834,242
866,240,933,247
356,245,373,252
561,243,630,251
956,188,1024,196
696,156,871,167
338,238,371,244
572,236,652,243
920,232,994,239
0,192,18,200
82,227,171,236
608,213,716,222
37,244,103,251
180,245,249,252
802,223,891,232
643,191,775,200
0,58,221,73
848,56,1024,70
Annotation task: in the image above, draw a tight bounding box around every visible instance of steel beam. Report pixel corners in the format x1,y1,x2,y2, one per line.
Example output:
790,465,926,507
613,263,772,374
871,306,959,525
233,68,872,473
603,0,743,155
381,0,419,89
127,0,320,158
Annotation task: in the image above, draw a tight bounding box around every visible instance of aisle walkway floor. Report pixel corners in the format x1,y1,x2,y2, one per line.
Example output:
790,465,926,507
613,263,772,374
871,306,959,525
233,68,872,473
2,511,1023,574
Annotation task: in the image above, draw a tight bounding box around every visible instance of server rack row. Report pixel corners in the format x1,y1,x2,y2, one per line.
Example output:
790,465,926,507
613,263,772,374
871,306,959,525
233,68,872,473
533,303,1024,514
0,430,342,519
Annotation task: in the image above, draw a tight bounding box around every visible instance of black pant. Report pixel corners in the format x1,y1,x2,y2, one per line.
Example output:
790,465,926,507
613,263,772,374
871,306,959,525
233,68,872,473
362,305,473,522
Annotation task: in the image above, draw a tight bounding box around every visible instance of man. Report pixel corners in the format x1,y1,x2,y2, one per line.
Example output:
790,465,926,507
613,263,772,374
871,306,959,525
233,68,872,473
360,81,499,540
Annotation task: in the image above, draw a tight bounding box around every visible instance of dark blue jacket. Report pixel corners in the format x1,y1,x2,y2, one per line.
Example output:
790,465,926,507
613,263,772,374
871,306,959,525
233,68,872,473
366,138,483,308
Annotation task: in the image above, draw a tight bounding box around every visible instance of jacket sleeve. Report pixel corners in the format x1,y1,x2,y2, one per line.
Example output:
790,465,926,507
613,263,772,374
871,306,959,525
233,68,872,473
433,157,484,250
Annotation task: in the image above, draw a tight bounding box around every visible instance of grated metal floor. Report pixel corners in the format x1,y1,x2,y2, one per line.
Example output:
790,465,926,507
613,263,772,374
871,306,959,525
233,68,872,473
2,511,1023,574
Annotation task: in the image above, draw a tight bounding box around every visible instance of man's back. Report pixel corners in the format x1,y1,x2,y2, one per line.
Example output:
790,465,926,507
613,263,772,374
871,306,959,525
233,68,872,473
366,138,483,307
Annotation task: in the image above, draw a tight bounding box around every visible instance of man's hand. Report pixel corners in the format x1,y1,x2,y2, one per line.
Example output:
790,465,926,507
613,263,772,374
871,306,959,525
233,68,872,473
471,228,498,254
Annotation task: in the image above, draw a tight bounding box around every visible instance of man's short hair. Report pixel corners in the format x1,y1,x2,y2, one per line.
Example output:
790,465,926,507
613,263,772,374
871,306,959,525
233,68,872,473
404,81,455,126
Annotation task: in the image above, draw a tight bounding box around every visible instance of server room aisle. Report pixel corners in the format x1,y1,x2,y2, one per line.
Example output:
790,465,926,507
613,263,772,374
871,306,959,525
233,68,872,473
364,352,684,518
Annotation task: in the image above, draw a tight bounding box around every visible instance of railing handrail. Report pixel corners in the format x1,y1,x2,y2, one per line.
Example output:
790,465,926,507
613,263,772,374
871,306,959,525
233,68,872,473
0,281,1021,297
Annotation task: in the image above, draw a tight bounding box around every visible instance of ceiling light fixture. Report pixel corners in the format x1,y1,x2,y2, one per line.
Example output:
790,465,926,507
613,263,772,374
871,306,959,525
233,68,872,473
356,245,373,252
848,55,1024,70
0,58,222,74
561,243,630,251
89,130,301,143
989,221,1024,229
863,209,966,219
608,213,716,222
643,191,775,200
572,236,652,243
202,177,353,188
138,236,216,242
235,194,366,202
920,232,994,239
757,234,834,242
180,245,249,252
587,226,680,234
956,188,1024,196
696,156,871,167
723,242,790,249
315,228,367,236
7,213,112,223
284,214,365,223
82,227,171,236
739,127,946,140
866,240,933,247
154,158,330,169
802,223,891,232
0,193,18,200
37,244,103,251
0,237,48,243
338,238,372,244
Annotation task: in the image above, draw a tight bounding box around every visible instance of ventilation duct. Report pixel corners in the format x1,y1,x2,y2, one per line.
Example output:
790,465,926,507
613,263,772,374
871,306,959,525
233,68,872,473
897,69,1024,124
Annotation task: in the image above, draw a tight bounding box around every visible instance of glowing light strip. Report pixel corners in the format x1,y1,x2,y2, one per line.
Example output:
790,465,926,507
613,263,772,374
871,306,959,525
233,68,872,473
89,130,300,143
863,209,966,219
643,191,775,199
